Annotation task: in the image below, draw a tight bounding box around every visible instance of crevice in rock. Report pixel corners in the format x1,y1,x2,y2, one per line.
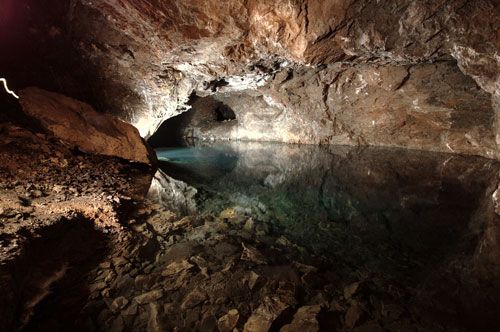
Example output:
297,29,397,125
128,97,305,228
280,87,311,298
394,66,412,90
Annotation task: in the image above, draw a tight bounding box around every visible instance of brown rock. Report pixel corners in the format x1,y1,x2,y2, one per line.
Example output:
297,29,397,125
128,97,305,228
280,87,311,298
281,305,322,332
134,289,163,305
161,260,194,277
353,320,384,332
181,288,207,309
218,309,240,332
243,296,293,332
345,303,364,329
243,271,261,290
147,303,166,332
122,302,138,316
110,296,129,313
65,0,499,161
241,243,267,265
18,87,156,165
179,62,498,159
344,282,360,300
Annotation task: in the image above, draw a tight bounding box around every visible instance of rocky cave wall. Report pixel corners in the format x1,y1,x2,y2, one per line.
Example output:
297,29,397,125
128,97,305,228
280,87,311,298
167,61,497,158
3,0,500,157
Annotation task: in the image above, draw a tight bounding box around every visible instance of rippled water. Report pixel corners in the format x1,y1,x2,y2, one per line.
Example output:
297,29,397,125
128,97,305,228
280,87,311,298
156,142,500,329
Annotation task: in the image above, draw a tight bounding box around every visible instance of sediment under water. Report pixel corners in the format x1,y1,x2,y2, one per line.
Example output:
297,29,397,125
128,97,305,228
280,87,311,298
156,141,500,330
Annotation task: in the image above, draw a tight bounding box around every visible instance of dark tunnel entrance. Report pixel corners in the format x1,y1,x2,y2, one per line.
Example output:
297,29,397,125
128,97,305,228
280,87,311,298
148,94,237,148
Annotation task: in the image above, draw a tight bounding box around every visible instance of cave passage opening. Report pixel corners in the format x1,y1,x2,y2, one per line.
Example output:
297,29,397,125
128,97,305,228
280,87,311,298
148,93,238,149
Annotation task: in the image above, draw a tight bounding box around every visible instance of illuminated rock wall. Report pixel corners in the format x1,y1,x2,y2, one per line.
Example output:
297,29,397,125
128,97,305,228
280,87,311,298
2,0,499,157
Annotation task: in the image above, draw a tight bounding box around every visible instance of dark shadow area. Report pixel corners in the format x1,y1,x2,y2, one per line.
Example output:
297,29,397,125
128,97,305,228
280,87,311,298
148,109,196,148
0,217,110,332
0,0,113,114
0,95,40,131
215,103,236,122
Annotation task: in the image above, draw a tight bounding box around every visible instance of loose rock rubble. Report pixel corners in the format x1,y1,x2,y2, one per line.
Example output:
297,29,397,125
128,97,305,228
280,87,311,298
0,121,153,330
46,202,496,332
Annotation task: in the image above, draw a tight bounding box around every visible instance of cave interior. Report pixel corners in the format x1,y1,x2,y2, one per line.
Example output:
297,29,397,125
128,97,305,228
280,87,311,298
1,0,500,331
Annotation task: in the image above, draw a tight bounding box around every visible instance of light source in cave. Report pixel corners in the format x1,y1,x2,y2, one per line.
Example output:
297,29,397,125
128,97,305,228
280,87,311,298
0,78,19,99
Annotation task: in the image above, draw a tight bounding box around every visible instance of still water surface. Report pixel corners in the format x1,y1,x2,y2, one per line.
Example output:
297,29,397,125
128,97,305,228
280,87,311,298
156,141,500,329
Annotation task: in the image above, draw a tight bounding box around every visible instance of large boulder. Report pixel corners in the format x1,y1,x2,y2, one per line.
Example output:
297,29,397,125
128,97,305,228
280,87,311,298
18,87,156,166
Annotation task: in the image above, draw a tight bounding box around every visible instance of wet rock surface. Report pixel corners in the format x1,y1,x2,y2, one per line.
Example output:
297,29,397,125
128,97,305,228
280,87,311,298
157,61,498,158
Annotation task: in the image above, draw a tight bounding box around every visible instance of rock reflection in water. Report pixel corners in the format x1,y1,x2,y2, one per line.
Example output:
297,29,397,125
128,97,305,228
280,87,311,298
159,142,492,262
156,141,500,329
157,147,239,182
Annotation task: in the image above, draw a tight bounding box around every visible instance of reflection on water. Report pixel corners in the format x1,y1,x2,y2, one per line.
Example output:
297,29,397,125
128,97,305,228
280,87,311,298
159,143,493,262
157,147,238,182
157,141,500,329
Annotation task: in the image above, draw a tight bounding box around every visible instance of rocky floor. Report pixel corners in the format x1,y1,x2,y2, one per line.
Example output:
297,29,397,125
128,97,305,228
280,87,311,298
2,120,500,331
79,204,411,332
0,121,152,331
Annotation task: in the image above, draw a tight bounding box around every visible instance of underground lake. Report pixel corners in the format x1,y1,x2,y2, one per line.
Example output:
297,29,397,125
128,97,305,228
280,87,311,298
151,141,500,331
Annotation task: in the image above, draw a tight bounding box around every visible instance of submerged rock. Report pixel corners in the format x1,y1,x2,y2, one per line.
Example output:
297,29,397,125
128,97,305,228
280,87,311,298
18,87,156,166
281,305,322,332
218,309,240,332
243,295,295,332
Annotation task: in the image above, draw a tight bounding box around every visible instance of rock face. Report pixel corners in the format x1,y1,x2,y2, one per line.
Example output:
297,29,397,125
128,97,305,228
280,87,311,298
160,61,498,158
64,0,500,159
18,87,156,165
147,170,197,215
2,1,498,156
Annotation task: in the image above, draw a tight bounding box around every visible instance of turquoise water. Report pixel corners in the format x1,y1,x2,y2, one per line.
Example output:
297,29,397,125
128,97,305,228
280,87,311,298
156,142,496,273
156,147,238,181
157,147,237,167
